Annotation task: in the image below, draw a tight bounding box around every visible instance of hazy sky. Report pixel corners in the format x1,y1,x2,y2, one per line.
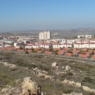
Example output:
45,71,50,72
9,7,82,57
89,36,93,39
0,0,95,32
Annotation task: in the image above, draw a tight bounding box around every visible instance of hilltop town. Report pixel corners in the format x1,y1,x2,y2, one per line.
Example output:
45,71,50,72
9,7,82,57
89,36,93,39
1,0,95,94
0,31,95,59
0,31,95,95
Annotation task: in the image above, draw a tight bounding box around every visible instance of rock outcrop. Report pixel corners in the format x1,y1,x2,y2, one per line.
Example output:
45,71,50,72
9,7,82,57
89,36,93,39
0,77,41,95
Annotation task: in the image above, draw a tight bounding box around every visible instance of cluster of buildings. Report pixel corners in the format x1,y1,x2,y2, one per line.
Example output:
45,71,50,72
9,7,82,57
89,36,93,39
24,32,95,49
0,31,95,51
0,31,95,59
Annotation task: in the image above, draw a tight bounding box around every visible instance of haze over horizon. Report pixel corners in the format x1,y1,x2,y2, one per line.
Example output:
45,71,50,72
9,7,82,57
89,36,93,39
0,0,95,32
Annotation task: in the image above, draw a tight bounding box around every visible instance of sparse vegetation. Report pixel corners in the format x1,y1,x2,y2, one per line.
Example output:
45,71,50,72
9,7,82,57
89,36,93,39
0,51,95,95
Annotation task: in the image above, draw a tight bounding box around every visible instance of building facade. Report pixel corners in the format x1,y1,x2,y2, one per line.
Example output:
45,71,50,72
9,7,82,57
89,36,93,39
39,31,50,40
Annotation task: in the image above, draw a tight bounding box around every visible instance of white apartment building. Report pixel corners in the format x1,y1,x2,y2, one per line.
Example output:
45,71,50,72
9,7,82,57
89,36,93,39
77,35,92,39
74,39,95,48
39,31,50,40
74,43,95,48
53,44,72,48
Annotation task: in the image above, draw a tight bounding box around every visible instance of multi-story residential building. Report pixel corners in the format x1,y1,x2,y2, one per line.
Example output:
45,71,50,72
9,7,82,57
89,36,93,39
39,31,50,40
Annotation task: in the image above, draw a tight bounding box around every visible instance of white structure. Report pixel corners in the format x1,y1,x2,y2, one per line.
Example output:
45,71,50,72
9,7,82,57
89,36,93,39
39,31,50,40
77,35,92,39
53,44,72,48
74,39,95,48
85,35,92,39
74,43,95,49
14,42,20,49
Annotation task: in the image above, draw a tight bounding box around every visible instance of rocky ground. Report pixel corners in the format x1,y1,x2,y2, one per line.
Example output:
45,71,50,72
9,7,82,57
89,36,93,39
0,51,95,95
